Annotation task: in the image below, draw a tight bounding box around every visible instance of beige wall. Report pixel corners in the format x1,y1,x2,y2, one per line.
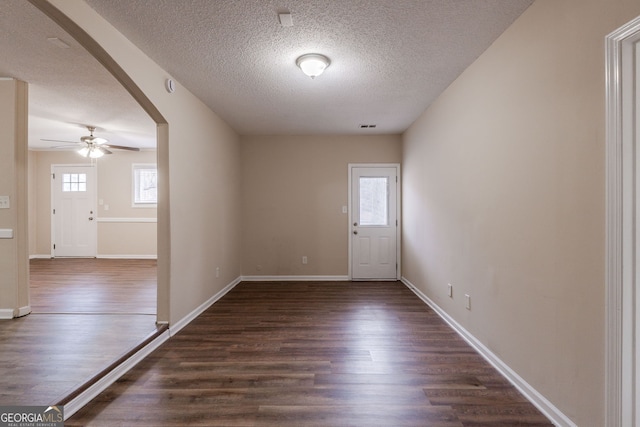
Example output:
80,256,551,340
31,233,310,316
402,0,640,425
28,150,37,256
29,150,157,257
241,134,401,277
0,79,29,317
49,0,242,324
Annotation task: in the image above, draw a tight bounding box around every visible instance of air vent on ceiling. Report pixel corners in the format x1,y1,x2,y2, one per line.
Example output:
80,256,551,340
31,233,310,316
359,124,377,129
279,12,293,27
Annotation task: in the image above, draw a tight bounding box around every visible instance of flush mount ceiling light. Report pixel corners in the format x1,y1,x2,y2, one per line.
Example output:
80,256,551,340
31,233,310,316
296,53,330,79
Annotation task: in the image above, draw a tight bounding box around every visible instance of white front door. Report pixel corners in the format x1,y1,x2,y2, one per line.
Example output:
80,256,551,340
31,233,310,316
350,165,400,280
52,165,97,257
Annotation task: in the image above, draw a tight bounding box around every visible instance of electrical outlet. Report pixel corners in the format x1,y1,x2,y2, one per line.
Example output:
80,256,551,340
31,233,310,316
465,294,471,310
302,256,308,264
447,283,453,298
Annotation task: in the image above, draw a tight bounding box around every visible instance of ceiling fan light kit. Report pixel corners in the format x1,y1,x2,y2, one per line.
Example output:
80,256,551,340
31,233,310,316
296,53,330,79
77,126,105,158
38,125,141,158
78,146,105,159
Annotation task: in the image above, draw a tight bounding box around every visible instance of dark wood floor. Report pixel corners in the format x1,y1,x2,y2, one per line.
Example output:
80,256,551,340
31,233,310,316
0,259,158,406
30,258,157,314
68,281,552,426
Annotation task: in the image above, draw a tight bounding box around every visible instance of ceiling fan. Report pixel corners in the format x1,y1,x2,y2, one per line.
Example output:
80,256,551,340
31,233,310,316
43,126,140,158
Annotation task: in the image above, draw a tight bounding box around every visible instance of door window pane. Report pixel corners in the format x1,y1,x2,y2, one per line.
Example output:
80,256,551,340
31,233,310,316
359,177,388,226
62,173,87,192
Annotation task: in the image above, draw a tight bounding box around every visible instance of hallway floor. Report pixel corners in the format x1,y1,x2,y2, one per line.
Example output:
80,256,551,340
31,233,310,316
0,258,158,405
67,281,553,426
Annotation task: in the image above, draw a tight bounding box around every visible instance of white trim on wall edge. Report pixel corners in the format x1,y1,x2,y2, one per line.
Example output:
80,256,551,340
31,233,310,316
169,277,242,337
0,308,30,319
401,277,575,427
17,306,31,317
63,328,170,420
97,217,157,223
97,255,157,260
241,275,349,282
30,254,157,259
604,14,640,426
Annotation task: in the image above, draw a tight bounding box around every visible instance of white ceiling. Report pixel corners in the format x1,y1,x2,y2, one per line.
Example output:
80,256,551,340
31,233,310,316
1,0,533,149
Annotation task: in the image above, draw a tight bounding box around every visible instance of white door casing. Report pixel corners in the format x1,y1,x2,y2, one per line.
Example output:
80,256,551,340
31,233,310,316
51,164,97,257
349,164,400,280
605,15,640,427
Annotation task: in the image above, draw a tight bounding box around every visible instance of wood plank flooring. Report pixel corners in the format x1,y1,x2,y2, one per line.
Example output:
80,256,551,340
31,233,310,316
0,259,158,406
30,258,157,314
67,281,553,426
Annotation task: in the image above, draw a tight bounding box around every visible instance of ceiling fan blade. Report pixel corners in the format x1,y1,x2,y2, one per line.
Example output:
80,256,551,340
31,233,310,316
41,138,80,144
98,146,113,155
104,144,140,151
81,136,108,145
51,145,79,149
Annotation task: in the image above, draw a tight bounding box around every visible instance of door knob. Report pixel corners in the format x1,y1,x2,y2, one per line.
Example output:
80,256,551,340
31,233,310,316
88,217,94,221
353,230,358,235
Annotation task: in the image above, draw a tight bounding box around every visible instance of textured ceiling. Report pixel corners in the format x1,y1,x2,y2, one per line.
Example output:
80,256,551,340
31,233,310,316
1,0,533,148
0,0,156,150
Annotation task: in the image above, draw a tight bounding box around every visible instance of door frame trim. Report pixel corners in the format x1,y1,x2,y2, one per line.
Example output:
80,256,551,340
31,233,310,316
50,163,98,258
605,15,640,426
348,163,401,280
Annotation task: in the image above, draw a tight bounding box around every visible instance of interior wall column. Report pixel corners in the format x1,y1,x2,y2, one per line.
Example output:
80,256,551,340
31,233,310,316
0,78,30,319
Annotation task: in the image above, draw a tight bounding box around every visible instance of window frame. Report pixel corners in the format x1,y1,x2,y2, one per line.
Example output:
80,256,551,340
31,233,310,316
132,163,158,208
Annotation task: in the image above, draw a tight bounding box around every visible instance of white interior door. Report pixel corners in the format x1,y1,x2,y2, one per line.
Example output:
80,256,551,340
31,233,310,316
52,165,97,257
350,165,399,280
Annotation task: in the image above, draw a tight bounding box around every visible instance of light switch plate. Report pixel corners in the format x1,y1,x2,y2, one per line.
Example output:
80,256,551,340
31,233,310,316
0,229,13,239
0,196,9,209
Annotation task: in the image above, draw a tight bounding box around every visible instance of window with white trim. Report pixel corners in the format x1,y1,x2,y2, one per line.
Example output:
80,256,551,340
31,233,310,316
132,164,157,207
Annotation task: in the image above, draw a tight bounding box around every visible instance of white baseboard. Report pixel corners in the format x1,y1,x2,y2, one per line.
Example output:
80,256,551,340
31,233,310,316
29,254,157,260
0,309,14,320
169,277,242,337
97,254,157,260
17,306,31,317
241,275,349,282
401,277,575,427
63,328,170,420
0,307,31,319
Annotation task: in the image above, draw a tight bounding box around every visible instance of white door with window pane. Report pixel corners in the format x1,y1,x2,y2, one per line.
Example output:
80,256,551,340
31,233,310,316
350,165,399,280
52,165,97,257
